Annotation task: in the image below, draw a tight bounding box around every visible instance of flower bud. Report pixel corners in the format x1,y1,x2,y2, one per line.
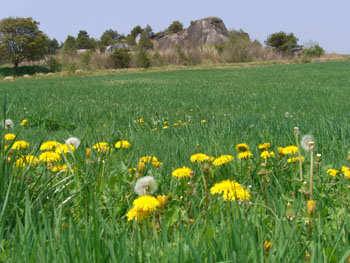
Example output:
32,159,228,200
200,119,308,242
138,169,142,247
306,200,316,216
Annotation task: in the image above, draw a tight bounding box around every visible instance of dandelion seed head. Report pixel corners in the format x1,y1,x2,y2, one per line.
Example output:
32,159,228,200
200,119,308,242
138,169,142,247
301,134,314,151
134,176,157,196
65,137,81,149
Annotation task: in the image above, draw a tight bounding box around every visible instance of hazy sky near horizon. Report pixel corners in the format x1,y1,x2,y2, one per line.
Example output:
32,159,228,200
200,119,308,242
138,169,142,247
1,0,349,54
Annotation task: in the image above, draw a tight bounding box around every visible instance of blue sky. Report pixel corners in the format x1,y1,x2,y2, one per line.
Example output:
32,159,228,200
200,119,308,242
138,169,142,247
1,0,349,54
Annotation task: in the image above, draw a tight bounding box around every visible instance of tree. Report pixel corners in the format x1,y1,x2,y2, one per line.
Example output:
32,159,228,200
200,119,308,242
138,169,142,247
168,21,183,34
265,31,300,54
100,29,119,46
110,48,131,69
130,25,143,39
138,32,153,50
46,38,59,54
76,30,94,49
63,35,76,51
0,17,48,70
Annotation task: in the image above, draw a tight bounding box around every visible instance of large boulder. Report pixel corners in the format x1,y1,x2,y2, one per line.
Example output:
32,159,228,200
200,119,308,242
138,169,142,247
105,43,133,54
187,17,228,45
153,17,229,52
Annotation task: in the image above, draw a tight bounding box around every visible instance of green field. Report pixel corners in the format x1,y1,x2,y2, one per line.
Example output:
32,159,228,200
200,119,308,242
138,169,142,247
1,61,350,262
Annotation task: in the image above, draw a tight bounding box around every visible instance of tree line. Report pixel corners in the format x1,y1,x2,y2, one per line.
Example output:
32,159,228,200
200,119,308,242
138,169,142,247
0,17,324,70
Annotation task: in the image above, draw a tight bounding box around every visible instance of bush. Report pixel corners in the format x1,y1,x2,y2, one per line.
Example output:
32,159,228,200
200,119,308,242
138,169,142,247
46,57,62,72
303,41,324,57
168,21,183,34
111,48,131,69
136,48,151,68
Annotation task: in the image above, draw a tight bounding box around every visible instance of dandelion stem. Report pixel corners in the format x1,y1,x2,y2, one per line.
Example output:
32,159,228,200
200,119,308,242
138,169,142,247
294,127,303,180
205,169,209,209
309,142,314,200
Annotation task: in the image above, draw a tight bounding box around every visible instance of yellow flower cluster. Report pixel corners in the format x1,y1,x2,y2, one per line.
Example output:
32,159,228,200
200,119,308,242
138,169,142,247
15,155,39,168
282,145,298,155
258,143,270,151
11,140,30,150
238,151,253,159
115,140,131,149
40,141,60,151
4,133,16,141
139,156,163,167
287,156,305,163
210,179,250,201
126,195,160,221
39,151,62,163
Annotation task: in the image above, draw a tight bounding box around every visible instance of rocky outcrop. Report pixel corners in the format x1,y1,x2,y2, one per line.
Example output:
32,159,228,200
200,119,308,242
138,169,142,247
154,17,229,52
187,17,228,45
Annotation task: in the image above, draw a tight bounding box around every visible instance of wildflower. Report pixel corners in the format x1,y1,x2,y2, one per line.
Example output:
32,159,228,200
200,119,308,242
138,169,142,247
126,195,160,221
156,195,168,208
301,135,314,151
52,164,68,172
306,200,316,216
134,176,158,196
86,148,92,158
16,155,39,168
201,120,206,123
115,140,131,149
20,120,28,126
172,122,179,127
163,126,168,129
210,179,250,200
341,166,350,179
190,153,214,163
264,241,271,253
55,144,75,154
152,128,157,131
282,145,298,155
260,151,271,159
39,151,61,162
257,143,270,151
236,143,249,152
238,151,253,159
182,122,188,126
4,133,16,140
287,156,305,163
65,137,81,149
277,147,285,156
128,168,136,173
137,118,144,124
40,141,60,151
93,142,111,153
326,169,338,177
3,119,14,130
172,167,193,178
11,140,29,150
139,156,163,167
213,155,234,166
163,121,168,124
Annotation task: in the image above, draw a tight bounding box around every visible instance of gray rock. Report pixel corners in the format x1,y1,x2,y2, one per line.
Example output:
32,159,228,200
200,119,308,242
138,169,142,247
154,33,187,52
187,17,228,45
105,43,132,54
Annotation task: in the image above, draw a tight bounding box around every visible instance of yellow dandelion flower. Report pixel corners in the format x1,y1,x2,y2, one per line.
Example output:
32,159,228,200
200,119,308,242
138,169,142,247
326,169,338,177
55,144,75,154
137,118,144,123
40,141,59,151
139,156,162,168
39,151,61,162
163,126,169,129
115,140,131,149
190,153,214,163
172,122,179,127
201,120,206,123
20,119,28,126
210,179,250,200
133,195,160,212
93,142,111,153
128,168,136,173
152,128,158,131
152,161,163,167
12,140,30,150
16,155,39,168
342,166,350,179
238,151,253,159
282,145,298,155
163,121,168,124
4,133,16,140
172,167,193,178
126,207,148,221
52,164,68,172
287,156,305,163
236,143,249,153
264,241,271,252
213,155,234,166
182,122,188,126
260,151,271,159
277,147,285,156
306,200,316,216
258,142,270,151
156,195,168,208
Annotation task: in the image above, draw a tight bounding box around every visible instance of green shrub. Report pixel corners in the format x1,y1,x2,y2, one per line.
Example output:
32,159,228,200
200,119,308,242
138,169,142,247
303,42,325,57
265,31,300,54
136,48,151,68
111,48,131,69
168,21,183,34
46,57,62,72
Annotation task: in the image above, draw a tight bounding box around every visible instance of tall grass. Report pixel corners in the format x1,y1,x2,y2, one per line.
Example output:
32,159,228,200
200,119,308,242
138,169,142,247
1,61,350,262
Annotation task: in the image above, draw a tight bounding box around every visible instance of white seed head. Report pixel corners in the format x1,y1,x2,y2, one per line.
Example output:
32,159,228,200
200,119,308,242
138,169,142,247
134,176,157,196
301,135,314,151
3,119,14,130
65,137,81,149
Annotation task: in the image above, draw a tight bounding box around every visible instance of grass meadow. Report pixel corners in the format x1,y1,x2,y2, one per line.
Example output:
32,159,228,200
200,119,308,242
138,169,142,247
1,61,350,262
